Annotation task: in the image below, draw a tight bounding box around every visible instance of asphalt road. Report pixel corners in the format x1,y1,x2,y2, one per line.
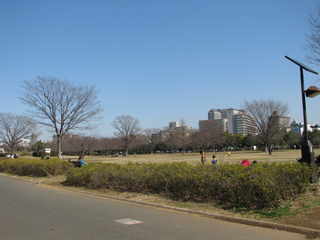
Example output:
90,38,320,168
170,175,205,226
0,175,307,240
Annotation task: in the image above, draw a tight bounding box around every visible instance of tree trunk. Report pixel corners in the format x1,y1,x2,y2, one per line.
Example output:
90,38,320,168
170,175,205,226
57,137,62,159
10,144,15,156
264,142,268,152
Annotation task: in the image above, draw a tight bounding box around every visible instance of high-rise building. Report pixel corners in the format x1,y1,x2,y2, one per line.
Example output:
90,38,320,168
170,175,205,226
31,133,37,146
169,121,179,130
208,109,221,120
219,108,241,134
233,111,256,136
199,119,228,133
207,108,241,134
269,111,290,132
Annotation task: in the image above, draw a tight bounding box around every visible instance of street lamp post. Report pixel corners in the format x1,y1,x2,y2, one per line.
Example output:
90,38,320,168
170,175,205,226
285,56,319,165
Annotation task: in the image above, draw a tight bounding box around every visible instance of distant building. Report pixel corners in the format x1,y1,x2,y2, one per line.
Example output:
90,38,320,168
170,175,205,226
18,138,31,148
199,119,228,133
233,111,256,136
168,121,179,130
31,133,37,146
207,108,254,135
208,109,222,120
152,121,193,143
290,119,318,134
152,130,170,142
53,133,80,140
270,111,290,132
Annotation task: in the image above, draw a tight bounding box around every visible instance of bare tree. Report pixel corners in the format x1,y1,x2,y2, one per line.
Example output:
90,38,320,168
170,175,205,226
144,128,160,154
77,135,99,156
164,127,179,153
176,118,192,153
97,137,120,156
304,5,320,66
20,76,103,159
111,115,141,155
191,121,222,152
0,113,37,154
242,99,289,151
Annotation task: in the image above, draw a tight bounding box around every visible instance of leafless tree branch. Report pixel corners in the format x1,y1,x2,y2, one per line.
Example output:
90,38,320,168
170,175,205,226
19,75,103,159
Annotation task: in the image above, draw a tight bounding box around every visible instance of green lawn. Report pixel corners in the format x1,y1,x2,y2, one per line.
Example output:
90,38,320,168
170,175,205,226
66,148,320,165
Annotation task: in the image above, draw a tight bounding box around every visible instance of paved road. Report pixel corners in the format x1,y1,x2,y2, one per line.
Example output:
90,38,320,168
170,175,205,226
0,175,307,240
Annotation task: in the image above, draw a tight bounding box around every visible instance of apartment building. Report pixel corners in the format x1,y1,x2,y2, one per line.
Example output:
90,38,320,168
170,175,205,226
207,108,255,136
199,119,228,133
232,112,256,136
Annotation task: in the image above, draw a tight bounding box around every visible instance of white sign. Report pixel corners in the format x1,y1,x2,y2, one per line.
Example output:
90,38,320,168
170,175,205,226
45,148,51,153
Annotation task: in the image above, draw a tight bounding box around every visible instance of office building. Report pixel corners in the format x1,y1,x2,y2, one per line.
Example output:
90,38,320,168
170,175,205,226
199,119,228,133
233,111,256,136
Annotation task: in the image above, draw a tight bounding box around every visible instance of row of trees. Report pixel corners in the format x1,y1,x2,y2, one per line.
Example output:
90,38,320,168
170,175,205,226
28,127,318,157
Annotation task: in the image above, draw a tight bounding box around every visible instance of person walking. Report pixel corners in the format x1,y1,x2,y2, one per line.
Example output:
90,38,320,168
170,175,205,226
268,147,273,155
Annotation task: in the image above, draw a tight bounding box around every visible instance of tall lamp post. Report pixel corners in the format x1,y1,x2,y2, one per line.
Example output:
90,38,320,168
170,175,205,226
285,56,319,165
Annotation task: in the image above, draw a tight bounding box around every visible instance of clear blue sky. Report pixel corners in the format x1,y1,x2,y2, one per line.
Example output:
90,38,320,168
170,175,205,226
1,0,319,141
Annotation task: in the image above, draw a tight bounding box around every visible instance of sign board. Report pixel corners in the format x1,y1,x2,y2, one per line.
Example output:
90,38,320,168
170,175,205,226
45,148,51,154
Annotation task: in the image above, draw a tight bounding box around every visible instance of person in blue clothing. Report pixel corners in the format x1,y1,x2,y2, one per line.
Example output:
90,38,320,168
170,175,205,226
212,155,218,165
78,155,86,166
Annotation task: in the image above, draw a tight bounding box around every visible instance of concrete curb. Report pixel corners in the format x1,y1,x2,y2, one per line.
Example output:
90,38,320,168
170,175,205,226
1,173,320,238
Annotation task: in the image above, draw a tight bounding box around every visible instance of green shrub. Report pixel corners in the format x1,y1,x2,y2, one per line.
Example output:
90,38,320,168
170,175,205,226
1,158,311,210
64,162,312,210
0,158,74,176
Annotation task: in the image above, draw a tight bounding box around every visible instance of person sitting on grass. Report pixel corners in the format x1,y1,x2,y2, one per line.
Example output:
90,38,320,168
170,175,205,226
78,155,86,166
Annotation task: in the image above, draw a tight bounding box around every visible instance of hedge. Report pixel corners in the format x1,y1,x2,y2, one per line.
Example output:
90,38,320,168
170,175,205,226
0,159,312,209
64,162,312,209
0,158,74,177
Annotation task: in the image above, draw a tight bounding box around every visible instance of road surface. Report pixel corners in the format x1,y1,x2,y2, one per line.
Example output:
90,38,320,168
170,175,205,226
0,175,307,240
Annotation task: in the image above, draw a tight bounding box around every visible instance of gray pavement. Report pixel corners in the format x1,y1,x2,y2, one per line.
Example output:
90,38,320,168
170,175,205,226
0,175,310,240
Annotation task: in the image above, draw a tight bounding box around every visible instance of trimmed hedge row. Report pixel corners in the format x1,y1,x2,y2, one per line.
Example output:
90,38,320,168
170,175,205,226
0,158,74,177
65,162,312,209
0,159,312,209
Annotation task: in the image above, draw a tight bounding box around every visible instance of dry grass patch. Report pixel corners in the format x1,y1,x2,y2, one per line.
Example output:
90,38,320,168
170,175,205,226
60,148,320,165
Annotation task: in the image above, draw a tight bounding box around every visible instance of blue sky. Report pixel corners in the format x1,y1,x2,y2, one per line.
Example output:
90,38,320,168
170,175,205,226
1,0,320,141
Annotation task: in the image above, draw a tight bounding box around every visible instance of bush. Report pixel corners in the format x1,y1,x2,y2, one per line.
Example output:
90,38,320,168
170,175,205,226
0,158,74,177
64,162,312,210
32,151,47,158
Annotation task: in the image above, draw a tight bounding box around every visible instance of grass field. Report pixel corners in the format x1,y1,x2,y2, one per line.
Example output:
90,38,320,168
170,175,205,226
69,148,320,165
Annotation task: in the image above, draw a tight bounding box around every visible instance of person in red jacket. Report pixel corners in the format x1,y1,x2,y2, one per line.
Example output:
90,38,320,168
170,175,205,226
241,159,250,166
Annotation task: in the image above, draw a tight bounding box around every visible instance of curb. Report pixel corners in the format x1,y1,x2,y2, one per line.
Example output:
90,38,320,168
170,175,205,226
1,173,320,238
0,174,38,184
